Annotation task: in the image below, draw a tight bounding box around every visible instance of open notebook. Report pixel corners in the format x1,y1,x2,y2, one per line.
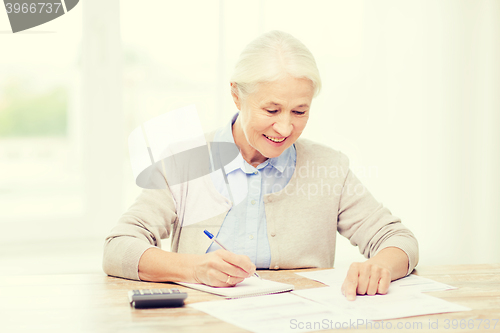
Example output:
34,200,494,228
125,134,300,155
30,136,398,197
177,276,294,298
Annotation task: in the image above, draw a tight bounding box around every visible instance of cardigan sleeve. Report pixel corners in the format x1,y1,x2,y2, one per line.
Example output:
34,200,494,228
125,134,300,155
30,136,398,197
102,184,178,281
336,153,419,275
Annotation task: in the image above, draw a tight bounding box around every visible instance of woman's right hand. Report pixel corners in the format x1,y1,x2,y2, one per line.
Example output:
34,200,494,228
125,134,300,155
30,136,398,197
192,249,256,287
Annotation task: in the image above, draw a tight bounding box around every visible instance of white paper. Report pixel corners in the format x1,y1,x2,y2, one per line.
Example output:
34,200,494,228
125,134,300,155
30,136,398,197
190,293,349,333
292,286,471,321
191,288,471,333
389,274,457,293
178,276,293,298
190,279,471,333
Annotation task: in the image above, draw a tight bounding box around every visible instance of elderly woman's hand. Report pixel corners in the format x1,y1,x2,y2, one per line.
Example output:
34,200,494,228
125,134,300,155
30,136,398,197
341,261,391,301
192,249,256,287
341,247,409,301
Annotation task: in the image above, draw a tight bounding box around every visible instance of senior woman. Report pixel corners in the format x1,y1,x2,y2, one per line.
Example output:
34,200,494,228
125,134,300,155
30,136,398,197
103,30,418,301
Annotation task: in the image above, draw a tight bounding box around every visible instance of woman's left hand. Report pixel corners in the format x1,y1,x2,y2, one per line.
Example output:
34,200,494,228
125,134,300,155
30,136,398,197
340,247,409,301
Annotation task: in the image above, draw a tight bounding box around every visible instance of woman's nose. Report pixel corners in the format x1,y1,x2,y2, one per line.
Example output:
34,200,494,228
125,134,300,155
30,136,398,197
273,114,293,137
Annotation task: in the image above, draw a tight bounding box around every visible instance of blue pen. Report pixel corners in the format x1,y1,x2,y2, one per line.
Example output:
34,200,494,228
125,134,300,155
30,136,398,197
204,230,261,279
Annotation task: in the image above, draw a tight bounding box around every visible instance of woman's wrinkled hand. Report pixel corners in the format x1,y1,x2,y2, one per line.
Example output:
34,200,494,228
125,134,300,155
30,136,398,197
192,249,256,287
341,261,392,301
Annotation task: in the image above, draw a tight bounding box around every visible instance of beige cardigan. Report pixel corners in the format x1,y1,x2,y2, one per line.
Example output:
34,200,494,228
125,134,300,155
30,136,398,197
103,138,419,280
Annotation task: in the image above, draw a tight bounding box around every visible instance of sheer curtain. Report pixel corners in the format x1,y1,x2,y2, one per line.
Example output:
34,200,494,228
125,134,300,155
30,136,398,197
0,2,84,242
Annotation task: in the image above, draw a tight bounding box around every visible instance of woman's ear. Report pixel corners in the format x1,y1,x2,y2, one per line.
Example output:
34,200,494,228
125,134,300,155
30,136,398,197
230,82,241,110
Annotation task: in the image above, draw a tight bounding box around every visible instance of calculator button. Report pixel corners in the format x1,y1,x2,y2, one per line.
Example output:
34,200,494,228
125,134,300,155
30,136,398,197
132,290,140,295
171,289,180,293
151,289,161,294
141,290,152,295
160,288,171,294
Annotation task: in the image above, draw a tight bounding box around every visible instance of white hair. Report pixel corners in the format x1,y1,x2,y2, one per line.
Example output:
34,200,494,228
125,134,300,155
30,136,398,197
230,30,321,98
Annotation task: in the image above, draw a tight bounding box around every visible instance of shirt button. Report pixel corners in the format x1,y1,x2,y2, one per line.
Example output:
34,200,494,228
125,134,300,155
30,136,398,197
271,232,276,237
253,171,258,175
274,265,279,270
251,200,256,205
249,234,254,240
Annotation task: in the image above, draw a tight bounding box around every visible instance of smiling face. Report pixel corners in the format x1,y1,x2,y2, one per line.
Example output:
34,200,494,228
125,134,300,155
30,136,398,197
231,75,314,167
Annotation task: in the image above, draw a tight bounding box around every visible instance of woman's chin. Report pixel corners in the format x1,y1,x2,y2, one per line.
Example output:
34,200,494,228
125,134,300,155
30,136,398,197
260,146,287,159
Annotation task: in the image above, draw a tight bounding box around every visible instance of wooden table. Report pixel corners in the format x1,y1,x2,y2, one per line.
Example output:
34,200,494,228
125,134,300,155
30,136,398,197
1,264,499,332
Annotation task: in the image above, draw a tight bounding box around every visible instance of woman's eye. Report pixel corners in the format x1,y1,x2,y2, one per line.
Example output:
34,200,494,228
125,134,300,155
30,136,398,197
266,109,278,114
293,111,306,115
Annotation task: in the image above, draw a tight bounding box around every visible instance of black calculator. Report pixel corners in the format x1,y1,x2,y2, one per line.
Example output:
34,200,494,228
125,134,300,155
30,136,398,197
128,288,188,308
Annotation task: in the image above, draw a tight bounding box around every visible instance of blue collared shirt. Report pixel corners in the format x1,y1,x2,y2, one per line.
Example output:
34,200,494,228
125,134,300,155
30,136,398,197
207,113,296,268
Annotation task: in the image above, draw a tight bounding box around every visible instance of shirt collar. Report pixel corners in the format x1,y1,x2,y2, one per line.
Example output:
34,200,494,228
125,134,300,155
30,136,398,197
213,112,295,175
